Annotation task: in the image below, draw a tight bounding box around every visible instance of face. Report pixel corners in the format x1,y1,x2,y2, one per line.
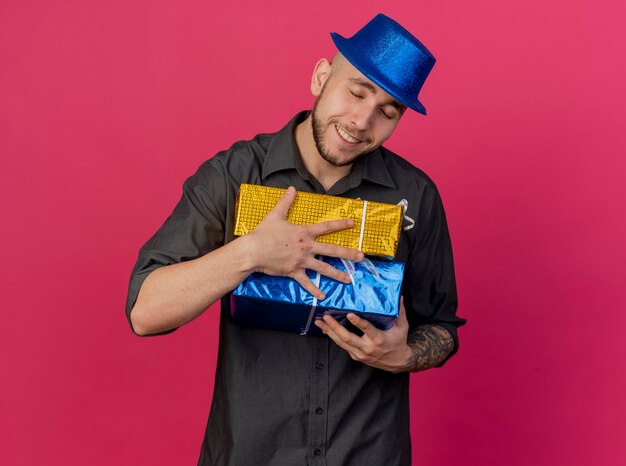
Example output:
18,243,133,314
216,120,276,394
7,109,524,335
310,56,406,167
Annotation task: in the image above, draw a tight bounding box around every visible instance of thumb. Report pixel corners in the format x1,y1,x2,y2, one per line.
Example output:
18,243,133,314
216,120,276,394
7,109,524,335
398,296,408,326
269,186,296,219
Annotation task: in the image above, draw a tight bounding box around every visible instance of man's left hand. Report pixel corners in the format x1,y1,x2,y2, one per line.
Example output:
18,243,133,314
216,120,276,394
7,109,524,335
314,297,412,373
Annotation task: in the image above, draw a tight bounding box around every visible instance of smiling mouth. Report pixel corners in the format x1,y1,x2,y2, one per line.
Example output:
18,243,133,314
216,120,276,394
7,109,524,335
335,125,362,145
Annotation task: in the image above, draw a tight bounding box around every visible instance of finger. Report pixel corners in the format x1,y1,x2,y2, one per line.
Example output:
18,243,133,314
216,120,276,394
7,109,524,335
397,296,408,326
291,270,325,300
315,319,366,358
304,257,352,284
268,186,296,219
346,313,378,338
307,218,355,237
312,242,364,262
321,314,364,349
314,318,328,332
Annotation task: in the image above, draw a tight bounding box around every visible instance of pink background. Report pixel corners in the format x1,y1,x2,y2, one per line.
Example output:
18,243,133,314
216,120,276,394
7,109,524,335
1,1,625,465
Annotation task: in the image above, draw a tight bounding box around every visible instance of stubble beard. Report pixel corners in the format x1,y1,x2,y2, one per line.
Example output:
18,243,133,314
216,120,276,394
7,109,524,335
311,84,372,168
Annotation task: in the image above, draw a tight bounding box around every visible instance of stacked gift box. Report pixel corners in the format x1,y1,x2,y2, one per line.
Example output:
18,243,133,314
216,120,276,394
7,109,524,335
230,184,405,334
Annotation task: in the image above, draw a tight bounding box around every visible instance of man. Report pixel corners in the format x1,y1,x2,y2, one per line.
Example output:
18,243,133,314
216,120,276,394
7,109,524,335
127,14,465,466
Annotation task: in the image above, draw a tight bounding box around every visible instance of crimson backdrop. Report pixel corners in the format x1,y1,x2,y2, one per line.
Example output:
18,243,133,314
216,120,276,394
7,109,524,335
1,1,625,465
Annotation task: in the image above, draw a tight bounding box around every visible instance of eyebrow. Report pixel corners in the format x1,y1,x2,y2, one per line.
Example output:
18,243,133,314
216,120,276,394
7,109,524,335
348,78,405,112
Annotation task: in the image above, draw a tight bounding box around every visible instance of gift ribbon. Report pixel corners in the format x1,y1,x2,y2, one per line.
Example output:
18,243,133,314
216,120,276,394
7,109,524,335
301,269,321,335
397,198,415,231
339,258,356,285
358,200,368,251
300,256,380,335
340,257,379,281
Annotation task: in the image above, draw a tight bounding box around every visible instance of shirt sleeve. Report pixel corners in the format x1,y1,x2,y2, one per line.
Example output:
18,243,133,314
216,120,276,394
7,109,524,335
125,160,227,336
402,182,466,366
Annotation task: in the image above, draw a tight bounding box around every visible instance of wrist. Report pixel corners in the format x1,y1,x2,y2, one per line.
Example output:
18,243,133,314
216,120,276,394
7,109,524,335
391,344,415,373
232,234,261,274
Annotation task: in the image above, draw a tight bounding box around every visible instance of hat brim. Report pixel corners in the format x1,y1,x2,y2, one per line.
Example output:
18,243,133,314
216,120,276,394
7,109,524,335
331,32,427,115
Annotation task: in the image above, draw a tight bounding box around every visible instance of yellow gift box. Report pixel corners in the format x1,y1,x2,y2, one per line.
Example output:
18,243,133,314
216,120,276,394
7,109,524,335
233,184,402,259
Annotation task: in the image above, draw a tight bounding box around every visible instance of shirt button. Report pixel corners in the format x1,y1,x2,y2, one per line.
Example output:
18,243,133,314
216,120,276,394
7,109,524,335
315,362,324,370
315,407,323,415
314,449,321,456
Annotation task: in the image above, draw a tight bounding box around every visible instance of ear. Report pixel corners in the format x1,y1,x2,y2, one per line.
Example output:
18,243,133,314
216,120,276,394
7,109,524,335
310,58,332,97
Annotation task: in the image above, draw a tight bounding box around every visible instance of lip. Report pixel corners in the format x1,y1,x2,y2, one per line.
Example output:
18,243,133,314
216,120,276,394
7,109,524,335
334,125,361,146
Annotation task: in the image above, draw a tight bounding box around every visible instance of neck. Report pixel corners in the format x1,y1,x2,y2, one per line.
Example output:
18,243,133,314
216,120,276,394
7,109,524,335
294,115,352,191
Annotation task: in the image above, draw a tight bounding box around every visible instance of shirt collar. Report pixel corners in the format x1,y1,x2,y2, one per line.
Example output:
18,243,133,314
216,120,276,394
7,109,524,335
262,112,306,179
360,148,396,188
263,111,396,189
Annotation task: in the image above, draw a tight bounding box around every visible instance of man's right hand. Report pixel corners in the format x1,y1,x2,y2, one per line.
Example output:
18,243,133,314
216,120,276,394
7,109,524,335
241,186,364,299
131,186,364,335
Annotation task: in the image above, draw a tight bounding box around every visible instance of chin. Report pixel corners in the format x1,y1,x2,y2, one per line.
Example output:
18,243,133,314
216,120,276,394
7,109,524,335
320,148,368,167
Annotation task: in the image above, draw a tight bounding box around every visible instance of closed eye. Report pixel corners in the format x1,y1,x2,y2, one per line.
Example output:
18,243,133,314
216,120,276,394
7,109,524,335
349,90,364,99
380,107,398,120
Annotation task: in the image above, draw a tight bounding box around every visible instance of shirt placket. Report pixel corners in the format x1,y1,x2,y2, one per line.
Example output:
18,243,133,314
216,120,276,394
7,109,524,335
308,336,329,465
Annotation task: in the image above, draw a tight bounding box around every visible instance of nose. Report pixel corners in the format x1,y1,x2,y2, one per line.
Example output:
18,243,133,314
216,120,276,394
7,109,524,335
349,105,375,131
